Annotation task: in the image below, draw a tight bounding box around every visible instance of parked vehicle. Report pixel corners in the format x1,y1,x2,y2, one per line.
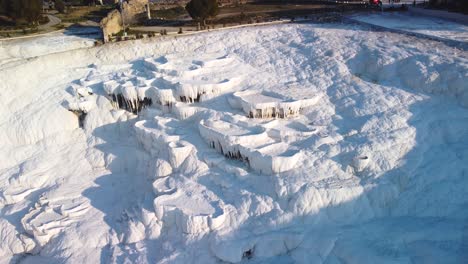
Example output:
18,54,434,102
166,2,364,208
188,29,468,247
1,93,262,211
368,0,383,8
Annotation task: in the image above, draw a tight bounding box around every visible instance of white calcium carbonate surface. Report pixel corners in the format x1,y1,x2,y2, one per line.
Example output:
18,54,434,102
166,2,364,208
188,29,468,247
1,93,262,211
0,17,467,264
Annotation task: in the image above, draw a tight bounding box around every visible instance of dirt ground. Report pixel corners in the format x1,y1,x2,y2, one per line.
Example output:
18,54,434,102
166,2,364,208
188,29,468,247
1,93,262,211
55,5,114,23
143,2,366,27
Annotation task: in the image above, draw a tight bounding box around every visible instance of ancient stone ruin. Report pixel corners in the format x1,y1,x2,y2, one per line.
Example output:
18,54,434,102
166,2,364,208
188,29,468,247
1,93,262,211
122,0,150,25
100,0,150,43
100,9,123,43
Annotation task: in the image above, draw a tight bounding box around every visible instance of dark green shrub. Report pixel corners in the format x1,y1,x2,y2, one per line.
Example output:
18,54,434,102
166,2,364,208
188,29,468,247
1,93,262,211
185,0,218,26
56,0,66,13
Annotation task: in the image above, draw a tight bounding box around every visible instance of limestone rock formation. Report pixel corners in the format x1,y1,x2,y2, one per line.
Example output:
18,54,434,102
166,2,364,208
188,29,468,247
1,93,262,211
122,0,150,25
100,9,123,43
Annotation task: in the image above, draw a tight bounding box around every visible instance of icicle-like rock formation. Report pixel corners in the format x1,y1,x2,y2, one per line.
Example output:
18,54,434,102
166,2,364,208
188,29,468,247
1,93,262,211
65,84,97,128
145,87,176,107
143,54,247,103
103,80,153,114
198,118,304,174
174,78,242,103
229,90,320,119
93,53,251,120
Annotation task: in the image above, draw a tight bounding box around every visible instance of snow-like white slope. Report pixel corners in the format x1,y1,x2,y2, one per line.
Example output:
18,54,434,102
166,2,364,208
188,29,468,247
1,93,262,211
0,28,98,68
350,12,468,43
0,18,467,264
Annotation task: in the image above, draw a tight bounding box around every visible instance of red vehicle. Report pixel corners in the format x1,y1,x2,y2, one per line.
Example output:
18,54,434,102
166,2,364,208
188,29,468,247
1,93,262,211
369,0,383,6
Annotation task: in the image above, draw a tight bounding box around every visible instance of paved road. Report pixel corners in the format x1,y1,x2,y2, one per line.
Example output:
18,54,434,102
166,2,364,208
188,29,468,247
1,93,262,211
39,14,62,30
0,14,63,40
1,14,61,34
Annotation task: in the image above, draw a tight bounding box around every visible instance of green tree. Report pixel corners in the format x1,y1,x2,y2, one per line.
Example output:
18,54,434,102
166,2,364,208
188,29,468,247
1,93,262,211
56,0,66,13
83,0,96,6
23,0,42,25
10,0,23,20
0,0,7,15
1,0,42,24
185,0,218,26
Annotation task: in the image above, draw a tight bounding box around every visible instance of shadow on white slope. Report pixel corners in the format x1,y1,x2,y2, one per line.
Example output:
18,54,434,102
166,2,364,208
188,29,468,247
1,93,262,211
0,21,467,264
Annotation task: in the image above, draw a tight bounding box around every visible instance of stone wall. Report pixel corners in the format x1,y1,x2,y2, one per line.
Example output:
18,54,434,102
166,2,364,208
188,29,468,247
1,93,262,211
100,9,123,43
152,0,254,6
122,0,150,24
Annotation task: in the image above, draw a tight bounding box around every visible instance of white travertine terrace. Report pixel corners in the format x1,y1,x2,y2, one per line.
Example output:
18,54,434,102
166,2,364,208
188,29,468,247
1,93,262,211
134,116,230,234
152,181,230,234
198,118,304,174
143,55,246,103
229,90,320,118
3,18,467,264
100,54,245,114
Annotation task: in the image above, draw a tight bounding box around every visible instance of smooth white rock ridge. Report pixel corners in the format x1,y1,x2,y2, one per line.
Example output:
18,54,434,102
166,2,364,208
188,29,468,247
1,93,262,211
1,19,467,264
153,178,232,234
143,54,249,103
229,90,320,118
199,117,304,174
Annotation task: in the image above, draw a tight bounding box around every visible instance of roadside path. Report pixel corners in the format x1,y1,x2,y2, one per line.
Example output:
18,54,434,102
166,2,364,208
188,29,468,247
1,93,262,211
0,14,62,41
39,14,62,30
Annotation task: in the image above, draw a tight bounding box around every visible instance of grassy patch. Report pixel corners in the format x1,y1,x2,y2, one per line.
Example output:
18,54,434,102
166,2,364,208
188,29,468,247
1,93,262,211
151,6,187,20
56,5,115,23
219,4,291,15
0,27,42,38
54,24,66,30
0,15,49,29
